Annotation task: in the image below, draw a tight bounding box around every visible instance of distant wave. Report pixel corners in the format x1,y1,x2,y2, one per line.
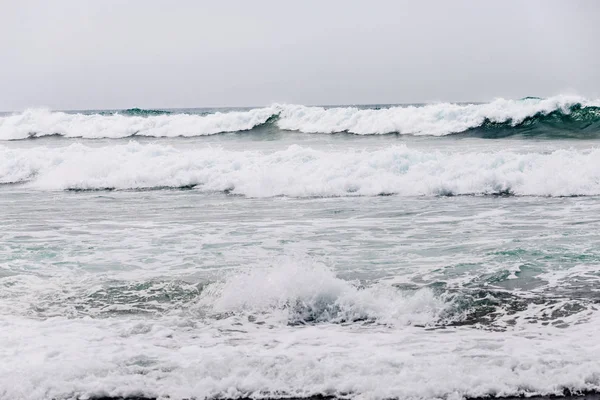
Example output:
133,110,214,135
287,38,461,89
1,95,600,139
277,96,600,137
2,142,600,196
120,107,172,116
0,106,279,139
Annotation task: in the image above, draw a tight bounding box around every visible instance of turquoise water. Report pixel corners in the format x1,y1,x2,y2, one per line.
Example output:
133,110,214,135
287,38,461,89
2,187,600,325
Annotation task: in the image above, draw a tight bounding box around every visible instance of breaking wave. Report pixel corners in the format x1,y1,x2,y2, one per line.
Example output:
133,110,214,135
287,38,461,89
2,142,600,196
1,95,600,139
277,96,600,137
0,106,279,139
196,259,444,326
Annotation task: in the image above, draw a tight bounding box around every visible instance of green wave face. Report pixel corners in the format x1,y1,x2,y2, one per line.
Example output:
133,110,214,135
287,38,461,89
464,104,600,139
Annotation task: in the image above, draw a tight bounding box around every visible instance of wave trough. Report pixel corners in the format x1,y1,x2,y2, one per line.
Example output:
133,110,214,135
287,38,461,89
1,95,599,139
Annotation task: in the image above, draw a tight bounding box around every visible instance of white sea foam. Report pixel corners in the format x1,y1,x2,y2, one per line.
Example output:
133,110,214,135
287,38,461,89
1,142,600,197
196,259,443,326
0,95,598,139
0,106,278,140
3,314,600,400
277,95,598,135
2,260,600,400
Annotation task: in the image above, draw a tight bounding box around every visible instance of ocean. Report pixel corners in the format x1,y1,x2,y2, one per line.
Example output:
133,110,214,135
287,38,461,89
1,95,600,400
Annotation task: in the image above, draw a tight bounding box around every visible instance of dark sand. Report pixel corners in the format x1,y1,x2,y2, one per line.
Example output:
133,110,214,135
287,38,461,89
88,391,600,400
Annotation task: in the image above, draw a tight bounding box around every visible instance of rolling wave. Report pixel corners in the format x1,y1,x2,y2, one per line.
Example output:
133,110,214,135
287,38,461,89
277,96,600,137
197,260,444,326
466,103,600,138
119,107,172,116
1,95,599,140
2,142,600,196
0,106,279,139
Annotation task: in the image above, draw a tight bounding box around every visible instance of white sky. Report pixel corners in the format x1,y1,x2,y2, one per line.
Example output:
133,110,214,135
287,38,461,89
1,0,599,110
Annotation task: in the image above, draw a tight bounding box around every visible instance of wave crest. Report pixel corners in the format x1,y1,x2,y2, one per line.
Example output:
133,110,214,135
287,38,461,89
1,95,600,139
197,259,444,326
0,106,279,139
277,95,600,136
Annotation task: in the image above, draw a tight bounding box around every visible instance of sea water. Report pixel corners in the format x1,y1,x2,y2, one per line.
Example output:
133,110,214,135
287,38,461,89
1,96,600,399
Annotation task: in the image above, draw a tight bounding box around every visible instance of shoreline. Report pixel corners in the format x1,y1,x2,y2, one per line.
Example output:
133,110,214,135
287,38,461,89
88,391,600,400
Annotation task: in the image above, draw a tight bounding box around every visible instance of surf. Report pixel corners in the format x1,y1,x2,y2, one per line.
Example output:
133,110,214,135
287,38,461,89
2,142,600,196
1,95,600,140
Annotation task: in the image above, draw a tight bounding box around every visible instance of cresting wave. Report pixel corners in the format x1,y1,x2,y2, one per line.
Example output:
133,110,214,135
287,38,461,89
2,142,600,196
196,260,445,326
1,95,600,139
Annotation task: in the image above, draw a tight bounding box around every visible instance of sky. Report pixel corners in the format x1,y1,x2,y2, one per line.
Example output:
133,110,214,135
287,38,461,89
1,0,599,110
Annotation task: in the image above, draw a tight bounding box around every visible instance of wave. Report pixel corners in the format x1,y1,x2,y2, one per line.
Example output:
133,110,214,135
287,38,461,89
95,108,173,116
468,103,600,138
120,107,172,116
196,259,444,326
1,95,600,139
277,96,600,137
195,261,588,329
0,106,279,139
2,142,600,196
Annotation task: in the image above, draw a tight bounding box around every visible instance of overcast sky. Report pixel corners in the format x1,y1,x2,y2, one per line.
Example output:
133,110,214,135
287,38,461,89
1,0,599,110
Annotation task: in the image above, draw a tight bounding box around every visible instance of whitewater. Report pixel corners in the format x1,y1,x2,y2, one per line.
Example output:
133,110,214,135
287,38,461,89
2,142,600,196
1,95,600,139
2,96,600,400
